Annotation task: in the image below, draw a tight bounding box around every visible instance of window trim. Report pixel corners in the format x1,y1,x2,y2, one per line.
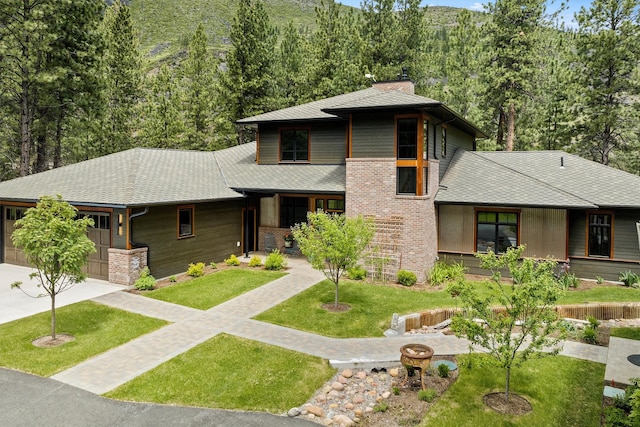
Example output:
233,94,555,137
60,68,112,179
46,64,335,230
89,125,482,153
279,127,310,163
395,113,429,196
474,208,520,254
177,205,195,239
586,211,613,258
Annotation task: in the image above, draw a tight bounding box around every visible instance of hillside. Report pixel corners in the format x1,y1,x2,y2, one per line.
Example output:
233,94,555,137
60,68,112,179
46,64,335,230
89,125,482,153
127,0,487,65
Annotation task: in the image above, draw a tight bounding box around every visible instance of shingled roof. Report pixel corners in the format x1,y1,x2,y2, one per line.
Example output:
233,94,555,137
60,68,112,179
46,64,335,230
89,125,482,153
435,150,640,209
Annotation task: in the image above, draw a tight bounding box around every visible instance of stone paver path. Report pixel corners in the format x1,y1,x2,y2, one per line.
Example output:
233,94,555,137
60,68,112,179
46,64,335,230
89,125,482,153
50,257,635,395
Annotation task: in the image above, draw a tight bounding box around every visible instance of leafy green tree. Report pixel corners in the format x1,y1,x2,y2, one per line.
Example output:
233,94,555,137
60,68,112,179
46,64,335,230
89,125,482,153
98,0,143,156
572,0,640,167
480,0,546,151
11,195,96,341
218,0,277,143
182,23,215,150
292,212,374,308
140,65,185,149
447,246,564,401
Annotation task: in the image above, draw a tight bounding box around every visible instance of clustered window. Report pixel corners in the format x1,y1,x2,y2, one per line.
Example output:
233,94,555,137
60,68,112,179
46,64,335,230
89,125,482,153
5,207,26,221
178,206,194,238
476,211,518,254
280,129,309,162
82,213,110,230
588,213,611,257
315,198,344,213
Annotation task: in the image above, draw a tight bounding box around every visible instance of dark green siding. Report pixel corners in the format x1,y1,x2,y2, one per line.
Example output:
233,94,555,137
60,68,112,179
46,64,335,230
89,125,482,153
438,126,475,180
613,210,640,260
351,112,394,158
258,122,346,165
133,201,244,278
112,208,127,250
568,210,586,257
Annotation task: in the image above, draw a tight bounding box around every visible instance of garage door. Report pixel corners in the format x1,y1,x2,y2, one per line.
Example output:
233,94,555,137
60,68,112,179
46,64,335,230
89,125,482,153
3,207,111,281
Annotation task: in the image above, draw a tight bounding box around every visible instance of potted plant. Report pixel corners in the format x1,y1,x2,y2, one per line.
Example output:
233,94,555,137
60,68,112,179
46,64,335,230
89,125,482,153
284,233,294,248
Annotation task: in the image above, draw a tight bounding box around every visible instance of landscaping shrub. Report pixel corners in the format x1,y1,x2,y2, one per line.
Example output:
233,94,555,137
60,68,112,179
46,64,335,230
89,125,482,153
134,267,156,290
418,388,437,402
437,363,450,378
348,265,367,280
265,250,286,271
605,378,640,426
210,262,217,269
619,270,639,287
248,255,263,268
169,275,177,283
224,254,240,266
187,262,205,277
582,317,600,344
397,269,417,286
559,272,579,289
428,261,466,286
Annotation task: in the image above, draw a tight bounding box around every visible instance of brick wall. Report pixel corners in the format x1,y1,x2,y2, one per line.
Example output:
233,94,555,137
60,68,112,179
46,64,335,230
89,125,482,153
345,158,440,283
108,247,148,286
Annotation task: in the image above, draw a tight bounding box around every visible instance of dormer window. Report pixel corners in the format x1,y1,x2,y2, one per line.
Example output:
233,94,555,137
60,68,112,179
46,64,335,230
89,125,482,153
280,129,309,162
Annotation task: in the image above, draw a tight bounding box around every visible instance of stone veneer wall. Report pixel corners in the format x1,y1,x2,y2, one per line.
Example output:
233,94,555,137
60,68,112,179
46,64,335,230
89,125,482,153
108,247,148,286
345,158,440,283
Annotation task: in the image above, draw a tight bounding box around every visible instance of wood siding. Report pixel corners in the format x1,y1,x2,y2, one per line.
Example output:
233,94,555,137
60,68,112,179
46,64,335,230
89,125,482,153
257,122,346,165
133,201,244,279
437,125,475,180
351,112,395,158
438,205,567,259
568,209,640,261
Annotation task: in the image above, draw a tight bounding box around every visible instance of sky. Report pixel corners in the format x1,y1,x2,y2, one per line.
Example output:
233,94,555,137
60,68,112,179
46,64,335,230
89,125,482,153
337,0,593,28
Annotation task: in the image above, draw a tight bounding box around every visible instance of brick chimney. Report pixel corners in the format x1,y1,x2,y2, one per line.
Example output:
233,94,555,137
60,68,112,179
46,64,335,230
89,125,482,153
372,67,414,94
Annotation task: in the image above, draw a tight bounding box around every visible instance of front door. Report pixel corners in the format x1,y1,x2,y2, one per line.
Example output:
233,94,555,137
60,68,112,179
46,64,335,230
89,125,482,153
242,208,257,253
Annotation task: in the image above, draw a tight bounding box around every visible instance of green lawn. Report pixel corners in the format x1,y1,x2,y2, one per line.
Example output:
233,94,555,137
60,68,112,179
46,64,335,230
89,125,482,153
422,354,605,427
611,327,640,340
144,269,286,309
255,279,640,338
106,333,335,413
0,301,168,376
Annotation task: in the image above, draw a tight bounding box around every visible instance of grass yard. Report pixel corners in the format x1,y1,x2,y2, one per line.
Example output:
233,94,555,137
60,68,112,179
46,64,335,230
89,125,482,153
0,301,168,376
106,333,335,413
422,354,605,427
611,327,640,340
255,279,640,338
144,269,286,310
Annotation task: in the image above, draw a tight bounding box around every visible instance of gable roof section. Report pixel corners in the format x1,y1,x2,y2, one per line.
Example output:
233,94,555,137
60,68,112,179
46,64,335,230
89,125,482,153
215,142,345,194
436,150,640,209
0,148,243,207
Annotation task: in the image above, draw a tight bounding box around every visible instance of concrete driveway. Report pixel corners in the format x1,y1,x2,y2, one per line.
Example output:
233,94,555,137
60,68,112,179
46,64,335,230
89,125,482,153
0,263,123,325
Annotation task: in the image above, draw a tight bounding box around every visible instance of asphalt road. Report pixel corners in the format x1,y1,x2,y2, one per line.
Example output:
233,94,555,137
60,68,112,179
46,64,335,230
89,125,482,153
0,368,315,426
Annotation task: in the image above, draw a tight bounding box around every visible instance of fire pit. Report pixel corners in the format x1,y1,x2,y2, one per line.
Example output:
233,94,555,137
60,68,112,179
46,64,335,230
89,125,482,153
399,343,434,390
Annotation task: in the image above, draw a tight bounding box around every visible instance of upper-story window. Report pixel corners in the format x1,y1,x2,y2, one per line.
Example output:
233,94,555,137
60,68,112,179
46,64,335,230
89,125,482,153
280,129,309,162
397,118,418,159
588,213,612,257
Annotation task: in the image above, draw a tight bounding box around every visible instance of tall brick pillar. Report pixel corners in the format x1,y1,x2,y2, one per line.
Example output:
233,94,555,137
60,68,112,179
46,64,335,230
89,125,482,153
108,247,148,286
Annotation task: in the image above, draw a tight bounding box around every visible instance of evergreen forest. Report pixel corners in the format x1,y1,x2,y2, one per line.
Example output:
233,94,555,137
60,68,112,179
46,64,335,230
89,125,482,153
0,0,639,180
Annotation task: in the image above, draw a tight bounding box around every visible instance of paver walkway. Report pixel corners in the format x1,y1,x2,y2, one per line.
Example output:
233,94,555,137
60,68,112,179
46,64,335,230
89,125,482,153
51,257,635,395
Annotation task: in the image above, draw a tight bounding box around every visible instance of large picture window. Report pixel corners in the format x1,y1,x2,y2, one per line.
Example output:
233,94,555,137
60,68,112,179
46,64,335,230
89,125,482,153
280,196,309,228
280,129,309,162
476,211,518,254
588,213,612,257
178,205,194,238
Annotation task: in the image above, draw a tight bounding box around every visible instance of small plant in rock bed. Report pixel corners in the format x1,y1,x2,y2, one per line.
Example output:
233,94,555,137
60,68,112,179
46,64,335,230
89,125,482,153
169,275,177,283
596,276,605,285
187,262,205,277
582,315,600,344
135,267,156,290
347,265,367,280
248,255,263,268
373,401,389,412
224,254,241,266
392,386,400,396
397,269,417,286
437,363,450,378
265,249,286,271
210,262,217,269
418,388,437,402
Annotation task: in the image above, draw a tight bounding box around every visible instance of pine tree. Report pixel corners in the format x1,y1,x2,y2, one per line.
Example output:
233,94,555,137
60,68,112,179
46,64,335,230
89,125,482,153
98,0,143,156
274,21,310,108
572,0,640,167
182,23,215,150
480,0,547,151
141,65,185,149
218,0,277,144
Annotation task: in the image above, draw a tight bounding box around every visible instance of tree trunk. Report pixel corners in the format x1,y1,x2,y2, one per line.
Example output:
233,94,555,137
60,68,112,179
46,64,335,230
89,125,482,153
51,292,56,340
20,75,31,177
505,366,511,402
506,102,516,152
334,280,339,308
496,109,505,149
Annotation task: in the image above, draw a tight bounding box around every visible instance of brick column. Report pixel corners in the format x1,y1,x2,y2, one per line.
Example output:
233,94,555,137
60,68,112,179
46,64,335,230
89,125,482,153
108,247,148,286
